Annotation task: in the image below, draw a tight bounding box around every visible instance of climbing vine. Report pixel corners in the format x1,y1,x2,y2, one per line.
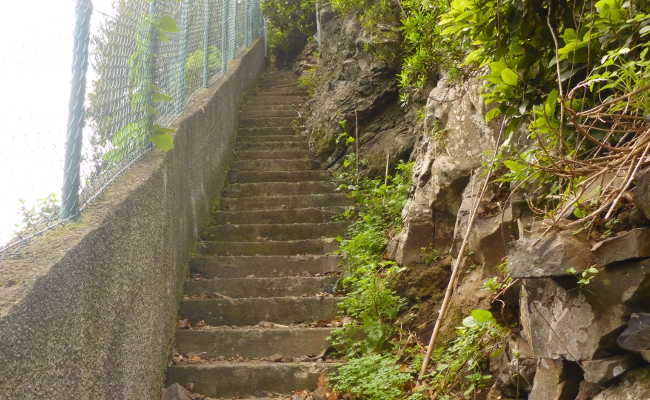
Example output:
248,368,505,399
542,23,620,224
104,11,179,162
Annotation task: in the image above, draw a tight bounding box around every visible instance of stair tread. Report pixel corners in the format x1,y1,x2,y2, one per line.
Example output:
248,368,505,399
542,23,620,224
167,72,340,398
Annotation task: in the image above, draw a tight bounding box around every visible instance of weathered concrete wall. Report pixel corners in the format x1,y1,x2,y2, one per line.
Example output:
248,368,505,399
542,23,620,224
0,39,265,400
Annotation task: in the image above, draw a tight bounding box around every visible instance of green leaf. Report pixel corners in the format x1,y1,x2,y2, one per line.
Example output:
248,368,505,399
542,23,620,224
503,159,526,173
159,15,179,33
153,92,173,103
500,68,518,86
488,60,507,75
151,133,175,151
470,309,496,324
485,107,502,122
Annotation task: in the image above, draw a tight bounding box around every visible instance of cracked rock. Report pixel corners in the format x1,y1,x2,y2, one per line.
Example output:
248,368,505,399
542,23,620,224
508,231,594,278
617,313,650,352
592,228,650,266
582,354,641,384
593,367,650,400
528,359,580,400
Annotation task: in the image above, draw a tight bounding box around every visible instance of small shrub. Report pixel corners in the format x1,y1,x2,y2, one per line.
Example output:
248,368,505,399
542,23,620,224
330,353,413,400
14,193,61,239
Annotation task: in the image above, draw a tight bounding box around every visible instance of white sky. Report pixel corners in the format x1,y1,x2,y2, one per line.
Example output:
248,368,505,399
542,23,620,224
0,0,114,246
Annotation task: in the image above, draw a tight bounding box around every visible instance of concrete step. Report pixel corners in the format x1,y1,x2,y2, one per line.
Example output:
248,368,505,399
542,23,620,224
167,361,334,397
240,117,298,128
240,109,299,118
238,127,296,136
174,327,333,358
201,222,348,241
190,255,340,278
241,104,297,112
237,135,306,144
185,276,338,297
223,182,337,197
198,238,338,256
232,159,319,171
228,170,328,184
236,149,309,160
214,207,345,224
244,95,305,106
236,141,308,152
220,193,352,211
179,296,338,325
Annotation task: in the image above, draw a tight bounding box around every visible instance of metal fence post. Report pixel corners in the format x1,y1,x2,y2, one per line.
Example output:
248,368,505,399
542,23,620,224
62,0,93,220
316,1,322,50
229,0,237,60
144,0,159,137
245,0,251,46
202,0,211,88
263,17,268,57
176,0,190,114
221,0,230,73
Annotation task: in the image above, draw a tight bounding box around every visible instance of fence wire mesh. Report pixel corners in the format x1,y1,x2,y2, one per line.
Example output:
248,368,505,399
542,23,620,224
1,0,263,253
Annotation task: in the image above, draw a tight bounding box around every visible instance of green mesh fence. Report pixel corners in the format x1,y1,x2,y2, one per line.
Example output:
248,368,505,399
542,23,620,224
1,0,263,253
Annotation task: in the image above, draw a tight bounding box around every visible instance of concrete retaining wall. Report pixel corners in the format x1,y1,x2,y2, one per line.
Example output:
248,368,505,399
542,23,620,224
0,39,265,400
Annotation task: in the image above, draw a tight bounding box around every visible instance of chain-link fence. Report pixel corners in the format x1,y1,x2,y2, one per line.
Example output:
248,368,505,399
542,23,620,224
1,0,264,253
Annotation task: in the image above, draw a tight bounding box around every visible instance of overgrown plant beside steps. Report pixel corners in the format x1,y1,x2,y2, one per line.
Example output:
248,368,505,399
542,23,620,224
329,149,507,399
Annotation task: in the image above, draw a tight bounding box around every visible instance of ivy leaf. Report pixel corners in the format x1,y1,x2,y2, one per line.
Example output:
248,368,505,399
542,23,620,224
501,68,519,86
159,15,179,33
151,133,175,152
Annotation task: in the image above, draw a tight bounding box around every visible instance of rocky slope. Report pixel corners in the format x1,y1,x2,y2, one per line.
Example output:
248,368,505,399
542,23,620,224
293,4,650,399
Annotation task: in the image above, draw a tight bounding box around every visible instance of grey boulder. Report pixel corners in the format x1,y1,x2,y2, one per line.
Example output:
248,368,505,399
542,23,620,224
508,231,593,278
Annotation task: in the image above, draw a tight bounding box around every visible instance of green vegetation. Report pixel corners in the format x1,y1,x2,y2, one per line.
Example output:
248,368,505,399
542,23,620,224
13,194,61,240
330,353,413,400
566,265,601,287
331,0,650,228
185,46,222,92
330,140,506,398
332,146,412,355
261,0,317,65
421,310,506,399
103,12,179,162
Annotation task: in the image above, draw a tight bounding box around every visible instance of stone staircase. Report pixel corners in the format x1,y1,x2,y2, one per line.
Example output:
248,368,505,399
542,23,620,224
166,71,350,399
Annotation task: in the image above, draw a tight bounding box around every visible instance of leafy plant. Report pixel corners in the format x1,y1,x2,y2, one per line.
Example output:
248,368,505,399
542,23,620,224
185,46,222,92
332,158,413,355
13,194,61,239
422,309,507,399
482,258,514,294
262,0,316,66
103,10,179,162
566,265,600,287
298,64,319,93
331,353,413,400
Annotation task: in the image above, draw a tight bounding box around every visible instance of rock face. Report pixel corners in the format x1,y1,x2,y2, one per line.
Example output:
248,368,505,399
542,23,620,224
520,278,624,361
387,76,498,265
299,5,416,175
520,259,650,361
527,359,580,400
617,313,650,352
508,231,594,278
490,335,537,396
592,228,650,266
634,168,650,220
593,367,650,400
582,355,641,384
